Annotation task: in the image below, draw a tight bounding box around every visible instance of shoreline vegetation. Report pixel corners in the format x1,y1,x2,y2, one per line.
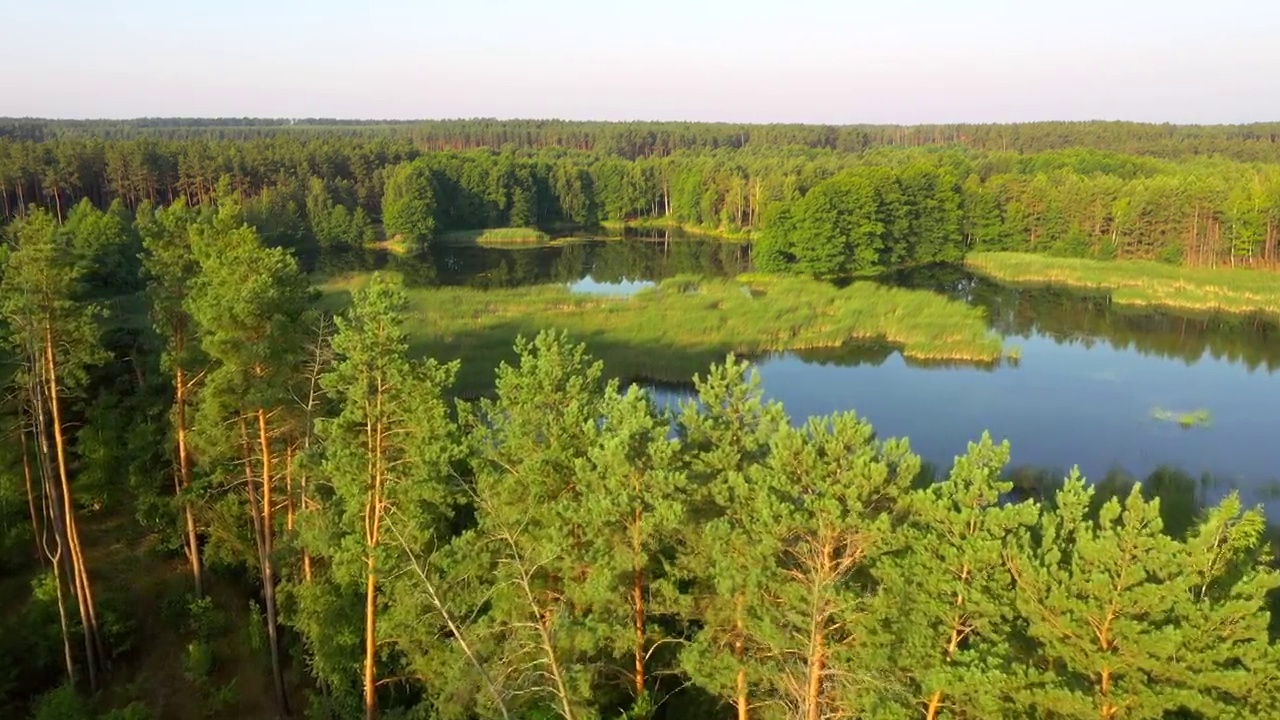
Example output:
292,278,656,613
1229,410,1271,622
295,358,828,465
318,271,1006,394
598,218,753,241
436,227,552,245
966,252,1280,318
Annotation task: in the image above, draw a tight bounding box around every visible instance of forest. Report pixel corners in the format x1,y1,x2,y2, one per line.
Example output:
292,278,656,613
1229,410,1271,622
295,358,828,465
2,119,1280,272
3,119,1280,720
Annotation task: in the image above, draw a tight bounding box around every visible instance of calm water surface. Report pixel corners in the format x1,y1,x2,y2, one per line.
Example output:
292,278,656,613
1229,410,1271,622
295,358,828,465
343,238,1280,500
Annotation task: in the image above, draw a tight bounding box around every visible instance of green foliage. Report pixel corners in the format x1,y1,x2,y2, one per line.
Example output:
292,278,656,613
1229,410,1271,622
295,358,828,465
30,685,90,720
0,209,107,393
382,160,439,247
871,434,1036,717
296,272,461,703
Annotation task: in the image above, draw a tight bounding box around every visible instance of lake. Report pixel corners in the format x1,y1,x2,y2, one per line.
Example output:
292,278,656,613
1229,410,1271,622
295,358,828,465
350,237,1280,504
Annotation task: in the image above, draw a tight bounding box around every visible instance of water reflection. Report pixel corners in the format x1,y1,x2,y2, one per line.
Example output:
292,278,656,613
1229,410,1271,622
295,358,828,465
884,264,1280,372
315,236,752,290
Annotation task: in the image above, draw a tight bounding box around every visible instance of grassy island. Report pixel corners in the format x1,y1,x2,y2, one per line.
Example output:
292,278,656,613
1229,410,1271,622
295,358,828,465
319,272,1005,394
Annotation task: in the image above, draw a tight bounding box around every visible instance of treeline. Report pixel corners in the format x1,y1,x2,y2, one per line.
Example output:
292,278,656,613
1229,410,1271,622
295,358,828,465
2,203,1280,719
4,127,1280,269
6,118,1280,163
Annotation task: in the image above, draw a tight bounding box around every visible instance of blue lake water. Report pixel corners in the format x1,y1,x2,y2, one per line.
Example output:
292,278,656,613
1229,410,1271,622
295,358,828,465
356,238,1280,504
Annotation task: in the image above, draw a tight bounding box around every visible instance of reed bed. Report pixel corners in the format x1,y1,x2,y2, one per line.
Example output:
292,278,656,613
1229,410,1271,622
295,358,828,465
436,227,552,245
966,252,1280,317
318,272,1004,394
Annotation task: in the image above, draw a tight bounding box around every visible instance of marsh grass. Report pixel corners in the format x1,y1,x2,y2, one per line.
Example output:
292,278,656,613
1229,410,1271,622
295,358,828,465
436,227,552,245
317,272,1005,394
966,252,1280,317
599,219,754,242
1151,407,1213,428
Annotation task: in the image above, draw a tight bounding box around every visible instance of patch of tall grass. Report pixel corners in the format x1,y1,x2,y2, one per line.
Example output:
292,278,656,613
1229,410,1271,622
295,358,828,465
599,219,754,242
436,227,552,245
967,252,1280,317
317,272,1004,394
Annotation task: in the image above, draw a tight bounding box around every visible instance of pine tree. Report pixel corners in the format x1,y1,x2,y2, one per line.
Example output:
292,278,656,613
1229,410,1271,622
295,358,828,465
188,203,311,715
752,413,918,720
0,208,108,689
1156,493,1280,718
1010,475,1182,719
305,273,460,720
677,357,789,720
572,386,687,714
870,433,1036,719
464,331,613,720
138,198,205,596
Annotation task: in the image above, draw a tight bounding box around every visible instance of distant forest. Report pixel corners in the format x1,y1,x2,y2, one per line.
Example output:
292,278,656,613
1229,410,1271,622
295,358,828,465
1,117,1279,270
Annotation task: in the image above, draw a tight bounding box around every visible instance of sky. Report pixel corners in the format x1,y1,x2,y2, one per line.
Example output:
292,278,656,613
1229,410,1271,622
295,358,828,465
3,0,1278,124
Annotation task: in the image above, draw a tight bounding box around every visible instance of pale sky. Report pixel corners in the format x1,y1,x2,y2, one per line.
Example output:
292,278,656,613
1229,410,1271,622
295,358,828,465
3,0,1278,123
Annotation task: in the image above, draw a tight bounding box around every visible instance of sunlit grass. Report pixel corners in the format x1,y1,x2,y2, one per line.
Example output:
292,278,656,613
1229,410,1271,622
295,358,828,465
317,272,1005,395
966,252,1280,317
436,227,551,245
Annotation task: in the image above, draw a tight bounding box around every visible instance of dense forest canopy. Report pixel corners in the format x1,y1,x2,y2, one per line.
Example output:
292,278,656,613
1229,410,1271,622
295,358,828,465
4,118,1280,163
2,118,1279,271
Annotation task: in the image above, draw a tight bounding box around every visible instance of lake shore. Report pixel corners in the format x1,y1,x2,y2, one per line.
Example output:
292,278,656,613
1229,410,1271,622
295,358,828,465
965,252,1280,317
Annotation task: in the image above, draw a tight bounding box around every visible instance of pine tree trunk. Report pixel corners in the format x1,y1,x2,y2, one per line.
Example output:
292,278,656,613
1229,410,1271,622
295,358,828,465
804,542,832,720
29,375,77,684
364,558,378,720
45,326,100,690
735,596,748,720
19,423,44,566
174,362,203,597
257,409,291,716
925,690,943,720
364,374,385,720
632,504,645,699
301,466,313,583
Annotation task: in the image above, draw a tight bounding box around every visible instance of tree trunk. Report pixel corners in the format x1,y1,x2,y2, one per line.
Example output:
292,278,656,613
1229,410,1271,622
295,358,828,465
804,542,833,720
257,409,291,716
925,690,944,720
174,362,203,597
45,326,100,690
364,558,378,720
735,596,748,720
632,505,645,699
301,467,313,583
19,423,44,565
29,373,77,685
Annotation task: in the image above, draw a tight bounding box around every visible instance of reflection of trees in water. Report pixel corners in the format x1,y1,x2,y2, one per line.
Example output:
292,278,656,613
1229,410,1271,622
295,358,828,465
421,239,751,288
887,264,1280,372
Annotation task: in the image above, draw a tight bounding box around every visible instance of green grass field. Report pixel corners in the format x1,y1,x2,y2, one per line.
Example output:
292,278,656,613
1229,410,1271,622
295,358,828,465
318,271,1005,395
966,252,1280,317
